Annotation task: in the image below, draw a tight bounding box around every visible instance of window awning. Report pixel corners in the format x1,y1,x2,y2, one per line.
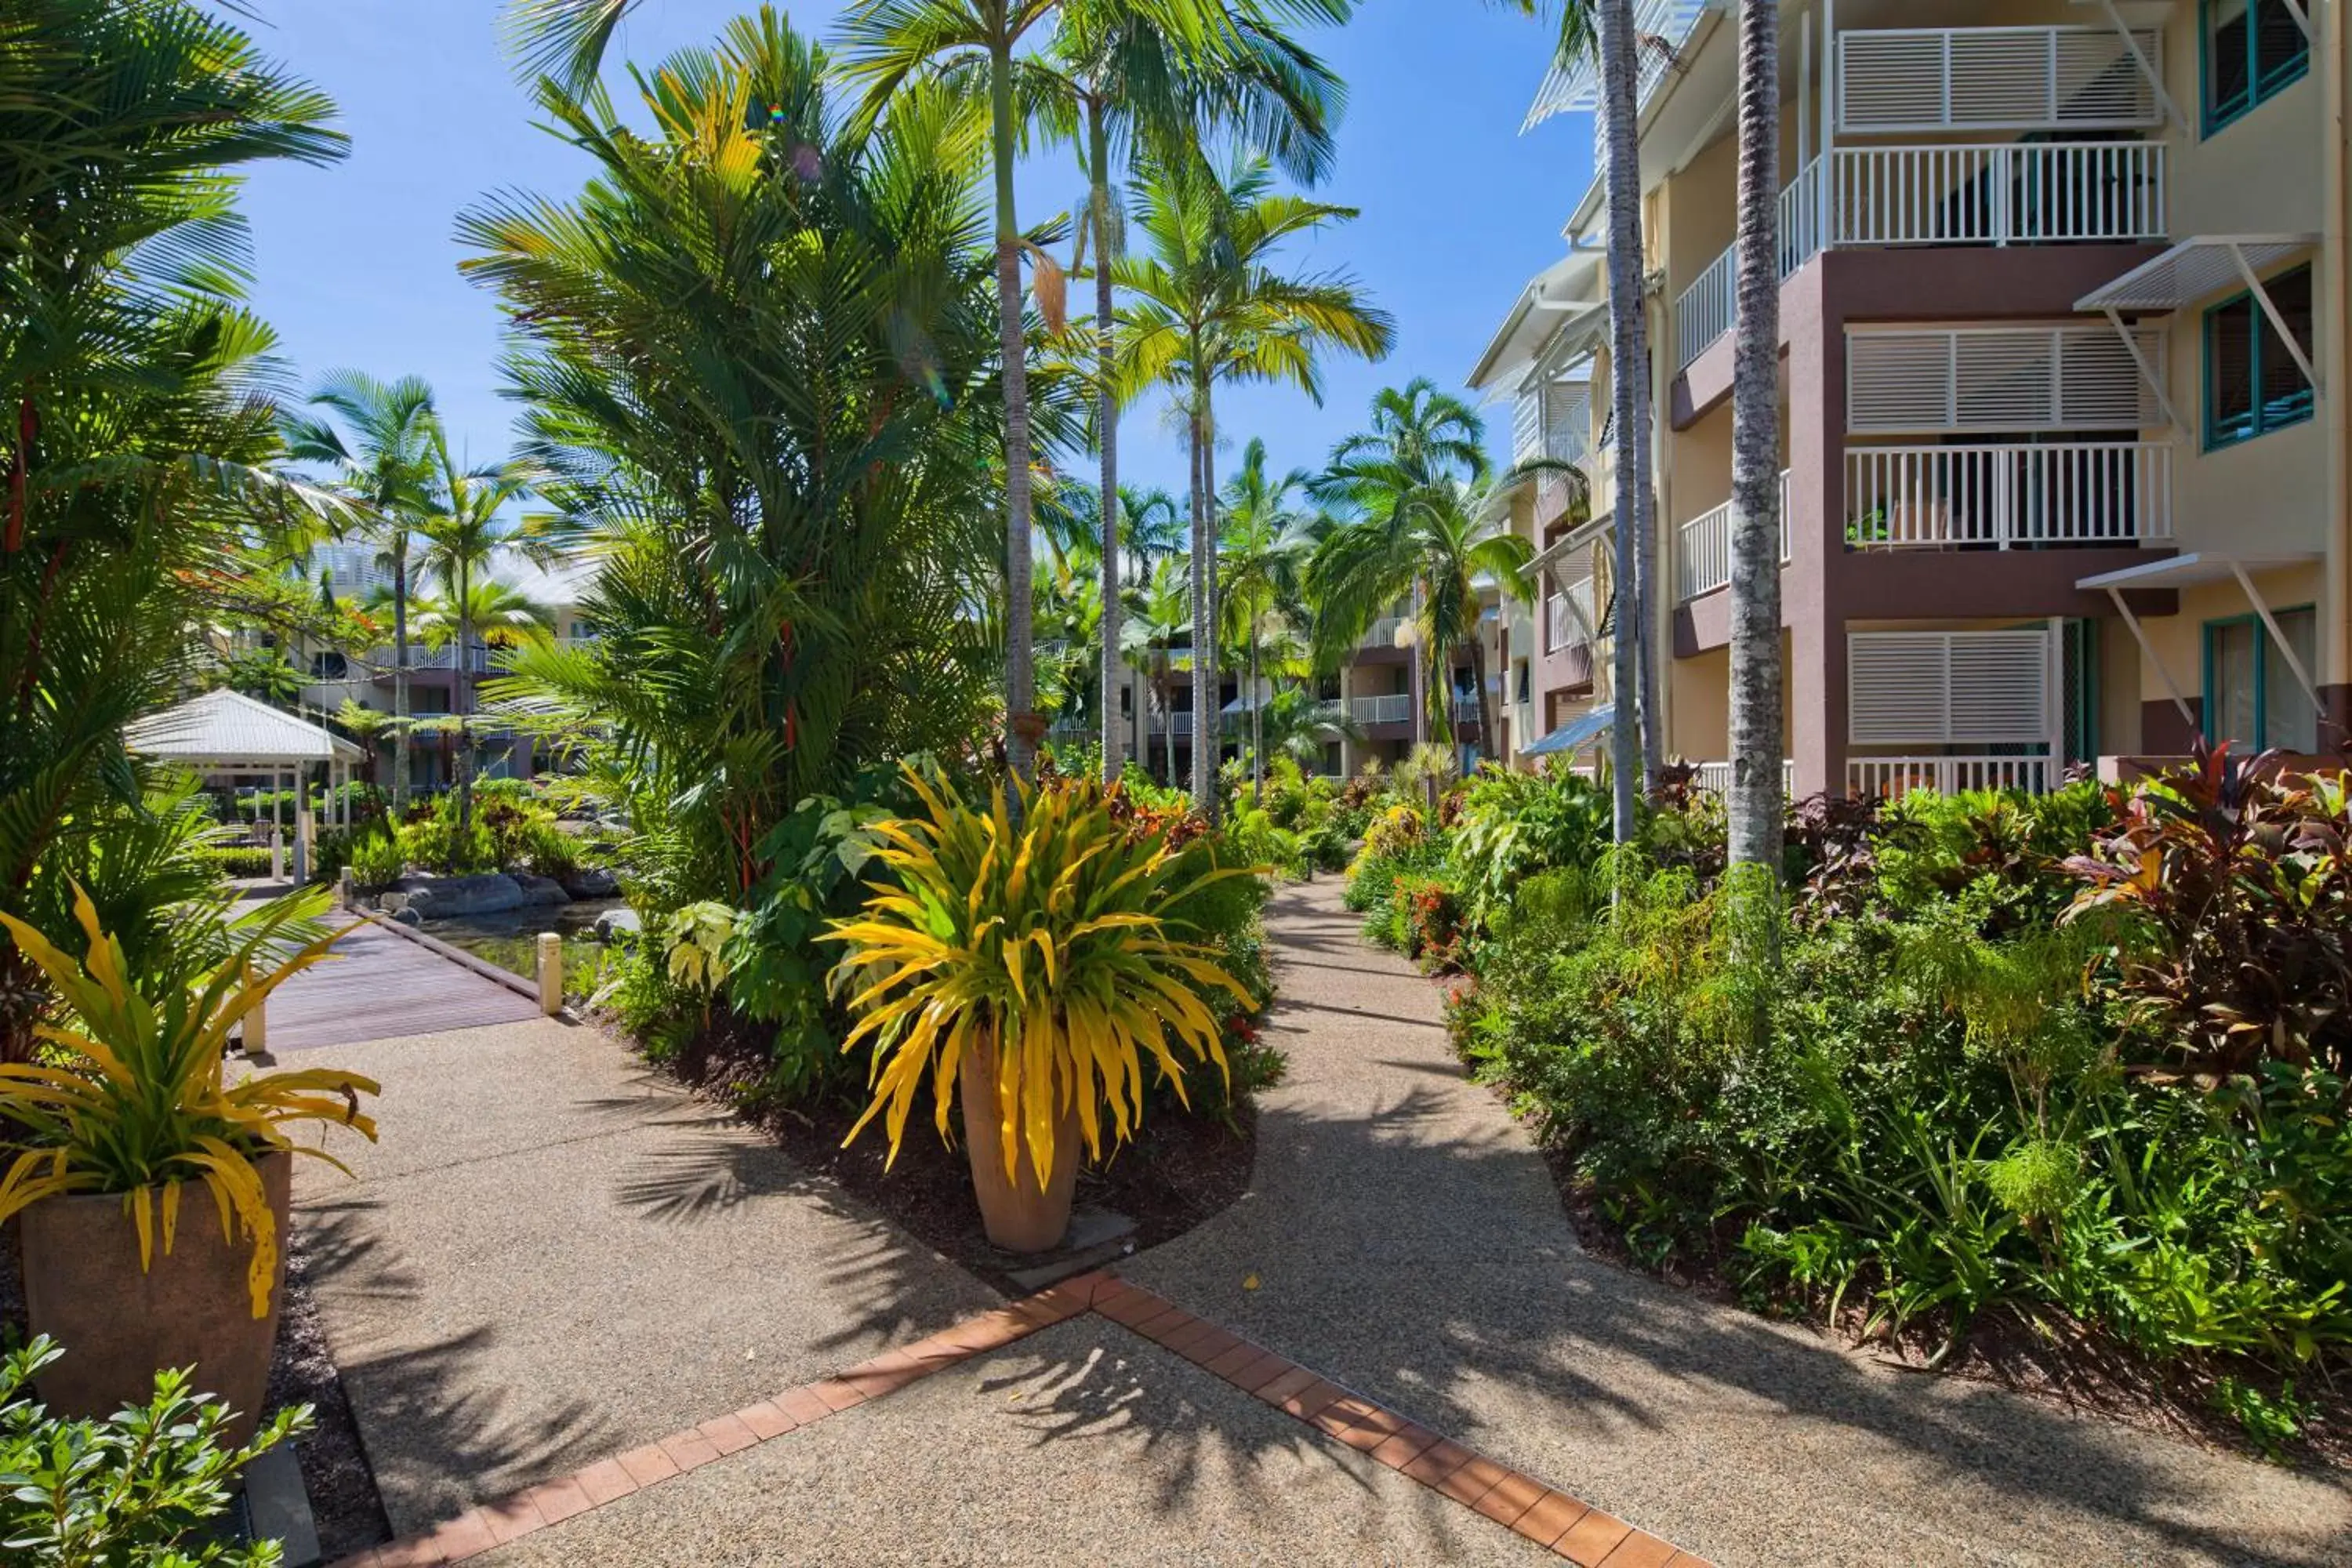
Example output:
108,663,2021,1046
2074,550,2320,593
2077,552,2325,734
1521,704,1614,758
2074,235,2318,314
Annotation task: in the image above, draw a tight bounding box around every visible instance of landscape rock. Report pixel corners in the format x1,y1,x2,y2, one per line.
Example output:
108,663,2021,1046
593,907,642,942
377,873,524,920
389,907,421,927
514,874,572,908
564,866,619,898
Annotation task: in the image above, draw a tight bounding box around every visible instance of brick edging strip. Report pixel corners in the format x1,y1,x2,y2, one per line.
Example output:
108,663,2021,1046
328,1271,1706,1568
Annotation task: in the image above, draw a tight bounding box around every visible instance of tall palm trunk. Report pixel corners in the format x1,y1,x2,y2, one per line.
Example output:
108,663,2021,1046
1471,630,1496,771
1187,372,1213,816
1200,383,1221,824
1727,0,1785,891
1089,100,1123,784
1596,0,1651,840
390,545,410,813
989,44,1038,779
456,573,474,833
1248,620,1262,805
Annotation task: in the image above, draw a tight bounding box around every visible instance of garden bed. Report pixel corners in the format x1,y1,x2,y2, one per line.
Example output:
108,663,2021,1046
0,1225,393,1563
659,1013,1259,1292
1502,1054,2352,1475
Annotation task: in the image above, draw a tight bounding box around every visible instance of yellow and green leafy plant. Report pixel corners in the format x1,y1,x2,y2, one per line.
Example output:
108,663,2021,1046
822,768,1253,1189
0,888,379,1316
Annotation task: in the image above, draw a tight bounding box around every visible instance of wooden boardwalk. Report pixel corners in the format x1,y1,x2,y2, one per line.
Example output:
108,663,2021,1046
269,917,544,1051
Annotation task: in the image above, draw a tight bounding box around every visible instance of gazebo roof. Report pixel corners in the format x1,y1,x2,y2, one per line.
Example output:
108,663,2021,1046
126,688,365,768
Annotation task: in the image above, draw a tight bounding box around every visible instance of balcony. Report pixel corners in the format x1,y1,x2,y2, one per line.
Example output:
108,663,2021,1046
1846,441,2171,550
1352,693,1412,726
1362,615,1408,650
1675,142,2167,368
1848,755,2055,797
1675,470,1791,604
1690,760,1797,796
1546,576,1597,652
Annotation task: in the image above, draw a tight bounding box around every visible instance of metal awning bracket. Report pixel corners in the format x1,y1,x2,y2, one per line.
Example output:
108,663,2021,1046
2279,0,2313,42
2102,306,2184,435
2227,242,2321,396
2106,586,2196,729
2228,561,2325,718
2092,0,2190,133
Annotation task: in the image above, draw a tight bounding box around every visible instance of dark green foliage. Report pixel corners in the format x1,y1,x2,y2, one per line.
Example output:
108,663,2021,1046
1454,768,2352,1404
0,1337,308,1566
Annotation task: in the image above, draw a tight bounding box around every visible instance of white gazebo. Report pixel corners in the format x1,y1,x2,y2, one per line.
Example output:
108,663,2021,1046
127,690,368,878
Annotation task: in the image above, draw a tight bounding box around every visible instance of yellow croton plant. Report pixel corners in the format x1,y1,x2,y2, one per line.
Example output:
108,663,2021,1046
0,888,379,1316
823,768,1254,1189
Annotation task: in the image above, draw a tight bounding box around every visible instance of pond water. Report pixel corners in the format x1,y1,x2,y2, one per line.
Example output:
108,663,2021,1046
416,898,628,981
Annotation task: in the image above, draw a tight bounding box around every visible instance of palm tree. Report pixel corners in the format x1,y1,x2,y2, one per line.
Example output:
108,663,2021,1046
1310,377,1495,757
463,14,1014,902
0,0,347,1060
1497,0,1654,840
1726,0,1784,895
1218,437,1312,802
1037,1,1352,782
283,373,441,813
412,437,543,831
1116,154,1392,815
1311,469,1547,775
1123,554,1192,784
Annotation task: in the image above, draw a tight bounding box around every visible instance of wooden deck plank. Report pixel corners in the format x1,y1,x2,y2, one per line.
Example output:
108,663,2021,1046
268,920,543,1050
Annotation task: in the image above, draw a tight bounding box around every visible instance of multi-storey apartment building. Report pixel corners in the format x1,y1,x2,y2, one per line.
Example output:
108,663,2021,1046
1473,0,2345,797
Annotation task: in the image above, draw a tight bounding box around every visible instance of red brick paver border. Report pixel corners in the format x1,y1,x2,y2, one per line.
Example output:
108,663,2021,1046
326,1271,1705,1567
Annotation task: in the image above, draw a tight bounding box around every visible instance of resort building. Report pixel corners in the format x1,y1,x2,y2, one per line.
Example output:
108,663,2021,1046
1472,0,2346,796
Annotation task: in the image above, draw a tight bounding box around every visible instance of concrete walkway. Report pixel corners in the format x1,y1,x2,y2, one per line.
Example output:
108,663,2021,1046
310,880,2350,1566
1120,879,2352,1566
295,1018,997,1534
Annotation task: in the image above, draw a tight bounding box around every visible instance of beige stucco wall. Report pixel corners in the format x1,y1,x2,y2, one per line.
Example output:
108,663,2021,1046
1669,645,1729,760
2132,561,2328,709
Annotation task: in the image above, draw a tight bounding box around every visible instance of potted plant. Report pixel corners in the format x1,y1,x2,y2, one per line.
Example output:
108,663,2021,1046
0,887,378,1443
824,768,1251,1253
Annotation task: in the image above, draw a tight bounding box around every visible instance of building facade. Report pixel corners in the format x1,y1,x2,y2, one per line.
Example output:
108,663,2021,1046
1472,0,2346,797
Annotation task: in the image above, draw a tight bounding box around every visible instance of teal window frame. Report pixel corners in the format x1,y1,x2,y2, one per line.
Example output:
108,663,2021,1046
2201,0,2311,136
2202,264,2315,450
2201,604,2316,748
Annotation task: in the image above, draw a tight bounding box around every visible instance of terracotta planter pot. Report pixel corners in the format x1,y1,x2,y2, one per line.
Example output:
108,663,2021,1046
20,1150,290,1446
958,1034,1080,1254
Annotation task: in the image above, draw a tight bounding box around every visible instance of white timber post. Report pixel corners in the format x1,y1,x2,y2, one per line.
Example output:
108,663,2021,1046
243,962,267,1055
536,932,564,1015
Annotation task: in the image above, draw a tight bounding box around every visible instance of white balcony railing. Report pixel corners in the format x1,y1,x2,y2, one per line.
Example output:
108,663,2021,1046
1675,470,1791,604
1691,760,1798,795
1848,754,2054,797
1546,575,1597,653
1362,615,1408,650
1846,442,2172,550
1352,693,1412,726
1675,143,2167,368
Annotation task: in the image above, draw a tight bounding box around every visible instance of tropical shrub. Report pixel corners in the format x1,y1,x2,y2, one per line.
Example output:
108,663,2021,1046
1446,765,1610,941
347,829,404,891
0,1337,308,1568
822,768,1254,1182
2066,746,2352,1076
1455,764,2352,1411
201,846,275,880
0,888,378,1316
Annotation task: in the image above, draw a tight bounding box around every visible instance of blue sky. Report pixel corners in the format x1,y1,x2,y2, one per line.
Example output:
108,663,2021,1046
240,2,1592,501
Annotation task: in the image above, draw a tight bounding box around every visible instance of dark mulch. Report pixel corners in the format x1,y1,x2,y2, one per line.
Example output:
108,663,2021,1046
0,1222,391,1562
664,1014,1259,1293
1528,1116,2352,1474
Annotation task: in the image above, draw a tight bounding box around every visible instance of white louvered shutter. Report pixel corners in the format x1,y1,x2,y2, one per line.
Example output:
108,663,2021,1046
1543,382,1591,464
1849,630,2050,746
1512,386,1544,468
1839,27,2161,132
1849,326,2161,434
